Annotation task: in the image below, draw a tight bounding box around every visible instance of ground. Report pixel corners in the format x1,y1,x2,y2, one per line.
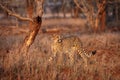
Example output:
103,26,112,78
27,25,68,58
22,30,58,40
0,18,120,80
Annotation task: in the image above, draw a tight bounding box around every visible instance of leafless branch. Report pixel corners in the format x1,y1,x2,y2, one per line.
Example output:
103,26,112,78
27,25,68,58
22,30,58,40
73,0,91,17
82,0,90,11
97,0,106,15
73,0,86,13
0,3,33,22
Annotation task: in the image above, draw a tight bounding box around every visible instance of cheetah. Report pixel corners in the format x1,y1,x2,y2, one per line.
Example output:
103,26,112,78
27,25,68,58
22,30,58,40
49,34,96,66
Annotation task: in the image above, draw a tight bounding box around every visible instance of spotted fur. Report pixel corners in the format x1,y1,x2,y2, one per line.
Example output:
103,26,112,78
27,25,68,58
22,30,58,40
49,34,96,66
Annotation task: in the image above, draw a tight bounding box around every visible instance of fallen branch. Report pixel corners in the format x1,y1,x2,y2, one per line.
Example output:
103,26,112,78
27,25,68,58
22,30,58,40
0,3,33,22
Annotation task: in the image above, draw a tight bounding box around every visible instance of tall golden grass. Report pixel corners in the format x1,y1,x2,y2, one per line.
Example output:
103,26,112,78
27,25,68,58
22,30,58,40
0,32,120,80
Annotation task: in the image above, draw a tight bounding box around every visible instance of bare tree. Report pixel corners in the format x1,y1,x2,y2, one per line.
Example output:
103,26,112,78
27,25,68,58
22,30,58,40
0,0,44,53
61,0,66,18
26,0,34,29
73,0,106,32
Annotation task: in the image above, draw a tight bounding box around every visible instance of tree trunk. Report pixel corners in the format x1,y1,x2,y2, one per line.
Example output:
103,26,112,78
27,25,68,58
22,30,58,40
63,7,66,18
95,16,100,32
21,17,42,53
115,0,119,25
100,10,106,31
20,0,43,53
26,0,34,30
73,7,79,18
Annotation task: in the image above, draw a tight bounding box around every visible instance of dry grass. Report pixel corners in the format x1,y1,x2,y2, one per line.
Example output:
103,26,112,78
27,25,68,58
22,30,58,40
0,31,120,80
0,17,120,80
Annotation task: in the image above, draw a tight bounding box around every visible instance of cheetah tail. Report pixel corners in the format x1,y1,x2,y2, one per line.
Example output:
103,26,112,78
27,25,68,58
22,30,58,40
91,50,97,55
84,50,97,57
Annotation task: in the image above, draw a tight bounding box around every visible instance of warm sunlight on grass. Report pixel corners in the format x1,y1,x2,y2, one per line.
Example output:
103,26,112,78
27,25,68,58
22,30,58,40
0,32,120,80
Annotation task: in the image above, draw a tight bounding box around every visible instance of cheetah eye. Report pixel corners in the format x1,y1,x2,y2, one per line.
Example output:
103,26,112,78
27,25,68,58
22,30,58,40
58,39,62,43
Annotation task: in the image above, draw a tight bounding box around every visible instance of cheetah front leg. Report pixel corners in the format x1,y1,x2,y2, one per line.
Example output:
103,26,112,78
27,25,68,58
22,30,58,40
78,50,88,67
69,52,74,65
48,51,57,62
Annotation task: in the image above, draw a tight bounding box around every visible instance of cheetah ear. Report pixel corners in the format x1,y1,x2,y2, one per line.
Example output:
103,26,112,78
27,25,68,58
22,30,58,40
58,35,61,39
52,34,59,37
52,34,57,39
52,34,60,40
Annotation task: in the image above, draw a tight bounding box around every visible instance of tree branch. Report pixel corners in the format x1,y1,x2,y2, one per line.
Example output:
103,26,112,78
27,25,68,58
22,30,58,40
73,0,90,17
97,0,106,16
73,0,86,13
0,3,33,22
